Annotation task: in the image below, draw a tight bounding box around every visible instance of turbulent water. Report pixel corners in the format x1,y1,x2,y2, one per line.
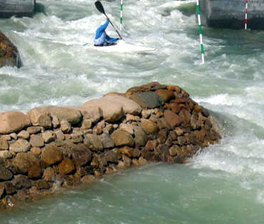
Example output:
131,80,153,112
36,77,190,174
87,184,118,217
0,0,264,223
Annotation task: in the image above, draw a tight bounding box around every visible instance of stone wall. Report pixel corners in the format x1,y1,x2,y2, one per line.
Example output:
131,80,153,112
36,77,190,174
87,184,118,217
0,0,35,18
200,0,264,29
0,82,221,209
0,31,21,68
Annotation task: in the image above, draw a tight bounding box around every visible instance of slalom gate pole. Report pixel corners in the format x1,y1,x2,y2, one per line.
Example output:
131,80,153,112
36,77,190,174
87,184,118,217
120,0,123,31
245,0,248,30
196,0,205,64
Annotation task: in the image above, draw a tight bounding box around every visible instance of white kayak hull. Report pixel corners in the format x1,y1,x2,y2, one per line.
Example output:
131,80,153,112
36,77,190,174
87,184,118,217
85,41,155,53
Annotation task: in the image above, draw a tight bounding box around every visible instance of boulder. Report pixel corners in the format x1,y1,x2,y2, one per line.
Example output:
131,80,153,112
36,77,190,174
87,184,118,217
9,139,31,153
17,130,30,140
78,105,102,123
0,139,9,150
43,167,55,182
28,106,82,128
58,159,75,176
30,135,45,148
84,134,104,151
133,125,147,147
141,119,159,134
155,89,175,102
71,145,92,167
132,92,164,109
12,153,42,178
12,175,31,189
103,94,142,115
83,98,123,123
99,133,115,149
0,151,13,159
48,106,82,125
0,166,13,181
27,107,52,128
0,111,31,134
164,110,183,128
41,145,63,166
111,129,134,147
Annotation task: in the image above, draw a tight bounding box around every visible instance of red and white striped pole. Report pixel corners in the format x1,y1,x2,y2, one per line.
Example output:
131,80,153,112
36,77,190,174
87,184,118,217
245,0,248,30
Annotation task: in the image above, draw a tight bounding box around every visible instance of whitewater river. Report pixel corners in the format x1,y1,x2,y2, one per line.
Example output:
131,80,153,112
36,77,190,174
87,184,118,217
0,0,264,223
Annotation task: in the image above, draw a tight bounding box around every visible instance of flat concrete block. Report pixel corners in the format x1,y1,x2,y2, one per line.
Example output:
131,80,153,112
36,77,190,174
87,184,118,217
200,0,264,29
0,0,36,18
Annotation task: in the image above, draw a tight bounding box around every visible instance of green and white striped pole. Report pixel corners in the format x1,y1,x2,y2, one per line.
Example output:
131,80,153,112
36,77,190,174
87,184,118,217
120,0,123,31
196,0,205,64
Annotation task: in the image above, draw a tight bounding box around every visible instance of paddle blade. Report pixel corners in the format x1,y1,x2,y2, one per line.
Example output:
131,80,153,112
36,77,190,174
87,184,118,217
95,1,105,15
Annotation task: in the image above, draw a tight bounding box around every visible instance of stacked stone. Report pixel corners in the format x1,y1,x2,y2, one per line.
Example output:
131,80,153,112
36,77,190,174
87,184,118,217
0,31,20,68
0,82,221,209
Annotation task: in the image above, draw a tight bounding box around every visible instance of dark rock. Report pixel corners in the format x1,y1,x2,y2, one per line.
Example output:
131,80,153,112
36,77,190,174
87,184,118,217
12,175,31,189
3,182,16,195
12,153,42,178
0,166,13,181
71,144,92,167
134,92,164,109
133,125,147,147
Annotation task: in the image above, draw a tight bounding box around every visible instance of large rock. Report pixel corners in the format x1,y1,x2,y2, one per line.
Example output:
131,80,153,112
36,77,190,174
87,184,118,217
10,139,31,153
83,98,123,123
78,105,102,123
12,153,42,178
132,92,164,109
27,107,52,128
103,94,142,115
28,106,82,127
49,106,82,125
0,111,31,134
111,129,134,147
58,159,75,176
84,134,104,151
200,0,264,29
164,110,183,128
41,145,63,166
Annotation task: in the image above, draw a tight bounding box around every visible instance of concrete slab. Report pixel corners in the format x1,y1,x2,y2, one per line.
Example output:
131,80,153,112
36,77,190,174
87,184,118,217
200,0,264,29
0,0,36,18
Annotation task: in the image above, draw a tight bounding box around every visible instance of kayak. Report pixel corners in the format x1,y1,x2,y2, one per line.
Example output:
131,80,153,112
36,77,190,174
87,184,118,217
84,40,155,53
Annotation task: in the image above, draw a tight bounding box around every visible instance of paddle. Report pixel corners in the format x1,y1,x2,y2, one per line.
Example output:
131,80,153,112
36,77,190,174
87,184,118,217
95,0,122,39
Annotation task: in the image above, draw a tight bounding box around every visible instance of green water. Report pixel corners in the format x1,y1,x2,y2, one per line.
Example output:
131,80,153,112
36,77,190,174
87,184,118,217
0,0,264,223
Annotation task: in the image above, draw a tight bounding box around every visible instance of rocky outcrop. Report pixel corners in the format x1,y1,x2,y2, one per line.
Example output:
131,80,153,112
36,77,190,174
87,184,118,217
0,82,221,210
200,0,264,29
0,0,35,18
0,31,21,68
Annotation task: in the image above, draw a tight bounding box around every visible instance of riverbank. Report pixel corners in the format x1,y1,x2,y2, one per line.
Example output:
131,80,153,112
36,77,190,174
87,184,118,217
0,82,221,210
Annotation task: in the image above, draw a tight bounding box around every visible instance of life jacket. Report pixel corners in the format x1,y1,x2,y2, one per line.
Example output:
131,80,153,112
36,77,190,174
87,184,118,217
94,32,106,46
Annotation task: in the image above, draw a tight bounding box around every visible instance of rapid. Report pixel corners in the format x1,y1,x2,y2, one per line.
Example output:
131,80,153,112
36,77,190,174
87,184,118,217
0,0,264,223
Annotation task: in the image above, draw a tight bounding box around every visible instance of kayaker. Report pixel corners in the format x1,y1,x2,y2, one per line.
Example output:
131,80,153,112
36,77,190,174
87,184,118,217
94,18,122,46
